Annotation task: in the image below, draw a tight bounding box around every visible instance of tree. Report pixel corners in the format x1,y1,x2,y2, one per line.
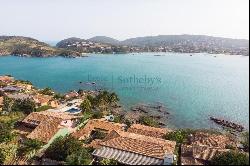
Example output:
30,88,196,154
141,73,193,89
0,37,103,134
17,139,43,157
139,116,159,127
39,87,54,96
2,96,13,113
44,135,82,161
12,99,36,114
80,99,92,112
164,129,194,144
66,148,93,165
0,122,15,143
241,132,249,152
108,92,119,104
100,158,118,165
0,149,5,165
211,151,249,165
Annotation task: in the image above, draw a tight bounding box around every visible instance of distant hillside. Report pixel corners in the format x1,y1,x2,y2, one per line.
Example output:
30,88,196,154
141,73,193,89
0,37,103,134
121,35,249,55
0,36,81,57
56,37,129,54
88,36,120,45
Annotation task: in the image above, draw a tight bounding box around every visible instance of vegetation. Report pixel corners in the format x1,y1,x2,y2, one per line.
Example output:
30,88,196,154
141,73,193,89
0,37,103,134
91,130,107,140
39,87,54,96
44,135,82,161
0,148,5,165
139,116,159,127
211,151,249,165
53,93,65,100
241,132,249,152
0,122,15,143
2,96,13,113
36,105,53,112
92,111,104,119
65,148,93,165
0,111,24,123
80,99,92,112
17,139,43,157
0,81,7,88
14,80,32,85
100,158,119,165
12,99,36,114
164,129,195,144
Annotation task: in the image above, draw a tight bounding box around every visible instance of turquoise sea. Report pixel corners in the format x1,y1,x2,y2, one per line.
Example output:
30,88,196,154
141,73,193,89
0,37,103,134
0,53,249,130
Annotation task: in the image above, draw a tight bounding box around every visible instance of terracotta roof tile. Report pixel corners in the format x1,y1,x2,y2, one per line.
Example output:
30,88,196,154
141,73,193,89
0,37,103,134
27,119,62,143
100,130,176,159
191,132,237,148
72,119,126,140
22,111,80,143
128,124,171,138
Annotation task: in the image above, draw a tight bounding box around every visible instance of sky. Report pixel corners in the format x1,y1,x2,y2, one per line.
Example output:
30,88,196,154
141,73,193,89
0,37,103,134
0,0,249,41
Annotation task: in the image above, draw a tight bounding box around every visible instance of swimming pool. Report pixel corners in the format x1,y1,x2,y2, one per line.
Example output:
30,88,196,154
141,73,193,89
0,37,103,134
66,108,81,114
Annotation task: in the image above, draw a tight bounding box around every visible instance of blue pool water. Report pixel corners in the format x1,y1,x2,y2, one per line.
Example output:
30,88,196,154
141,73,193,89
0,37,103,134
0,53,249,129
66,108,81,114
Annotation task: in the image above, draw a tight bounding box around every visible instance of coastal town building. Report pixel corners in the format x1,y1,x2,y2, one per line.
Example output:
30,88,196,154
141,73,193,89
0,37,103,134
65,91,79,99
14,82,33,90
33,94,59,108
0,86,22,92
181,145,229,165
92,130,177,165
7,93,31,100
15,111,81,143
72,118,126,140
128,124,171,138
180,132,237,165
0,75,15,84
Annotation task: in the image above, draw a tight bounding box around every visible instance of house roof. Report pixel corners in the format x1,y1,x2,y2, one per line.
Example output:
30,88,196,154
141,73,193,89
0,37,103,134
22,111,81,143
191,132,237,149
127,124,171,138
23,111,80,124
72,119,126,140
99,130,176,159
181,145,229,164
192,145,229,161
33,94,52,104
26,118,62,143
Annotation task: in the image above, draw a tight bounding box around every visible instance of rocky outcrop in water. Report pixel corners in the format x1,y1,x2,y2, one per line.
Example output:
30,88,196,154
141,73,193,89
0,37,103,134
210,117,244,132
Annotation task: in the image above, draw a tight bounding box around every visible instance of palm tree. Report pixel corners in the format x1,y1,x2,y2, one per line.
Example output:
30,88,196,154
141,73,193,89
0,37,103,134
80,99,92,112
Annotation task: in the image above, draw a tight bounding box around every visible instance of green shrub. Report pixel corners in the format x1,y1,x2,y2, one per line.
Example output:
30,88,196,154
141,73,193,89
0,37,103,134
17,139,43,157
92,111,104,119
80,99,92,112
44,135,82,161
211,151,249,165
164,129,195,144
241,132,249,152
66,148,93,165
0,148,6,164
39,87,54,96
0,122,15,143
36,105,53,112
12,99,36,114
139,116,159,127
100,158,118,165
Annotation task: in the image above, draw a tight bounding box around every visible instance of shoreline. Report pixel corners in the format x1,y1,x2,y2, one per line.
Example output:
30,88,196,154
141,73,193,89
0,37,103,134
0,52,249,58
